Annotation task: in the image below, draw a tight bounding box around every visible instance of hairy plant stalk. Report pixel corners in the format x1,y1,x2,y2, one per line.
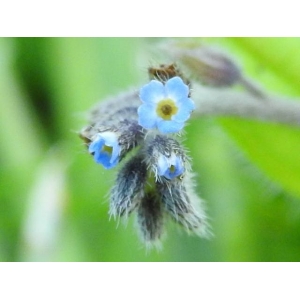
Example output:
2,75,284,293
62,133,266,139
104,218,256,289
238,75,268,99
192,84,300,127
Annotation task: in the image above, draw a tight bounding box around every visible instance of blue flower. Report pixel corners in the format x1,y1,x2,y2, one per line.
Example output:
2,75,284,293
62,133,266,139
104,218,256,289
88,132,120,169
157,153,184,180
138,76,195,134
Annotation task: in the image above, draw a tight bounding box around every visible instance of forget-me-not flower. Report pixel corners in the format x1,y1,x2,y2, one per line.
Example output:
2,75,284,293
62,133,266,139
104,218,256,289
138,76,195,134
89,132,120,169
157,152,184,180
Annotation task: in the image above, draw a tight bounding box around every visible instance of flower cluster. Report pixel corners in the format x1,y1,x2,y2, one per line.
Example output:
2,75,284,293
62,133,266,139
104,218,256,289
79,65,209,248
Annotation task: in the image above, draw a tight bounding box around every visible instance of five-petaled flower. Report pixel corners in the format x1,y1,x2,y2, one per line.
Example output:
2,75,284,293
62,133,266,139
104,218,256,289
138,76,195,134
157,153,184,180
89,132,120,169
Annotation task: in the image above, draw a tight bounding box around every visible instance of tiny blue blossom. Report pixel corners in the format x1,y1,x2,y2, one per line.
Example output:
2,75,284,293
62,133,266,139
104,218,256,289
89,132,120,169
138,76,195,134
157,153,184,180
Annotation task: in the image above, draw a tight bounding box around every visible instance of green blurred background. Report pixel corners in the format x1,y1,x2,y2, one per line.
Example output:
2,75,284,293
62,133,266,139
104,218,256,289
1,37,300,262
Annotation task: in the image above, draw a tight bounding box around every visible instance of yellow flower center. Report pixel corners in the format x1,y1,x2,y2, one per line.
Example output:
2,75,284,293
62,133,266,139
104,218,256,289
169,165,176,173
102,145,113,155
156,99,178,120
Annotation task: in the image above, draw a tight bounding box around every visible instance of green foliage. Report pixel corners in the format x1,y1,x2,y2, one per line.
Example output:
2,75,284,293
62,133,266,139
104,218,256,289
214,38,300,198
0,37,300,261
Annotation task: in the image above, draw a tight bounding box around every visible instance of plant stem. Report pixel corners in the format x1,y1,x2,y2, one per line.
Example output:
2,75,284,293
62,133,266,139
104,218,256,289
192,84,300,127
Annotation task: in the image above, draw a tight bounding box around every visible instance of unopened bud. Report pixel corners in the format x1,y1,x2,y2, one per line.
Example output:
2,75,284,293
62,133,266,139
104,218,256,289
156,172,209,237
148,63,190,87
161,42,242,87
110,154,147,217
137,191,164,245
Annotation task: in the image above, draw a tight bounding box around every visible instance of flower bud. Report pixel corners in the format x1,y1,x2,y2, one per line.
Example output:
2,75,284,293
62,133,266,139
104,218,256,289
148,63,190,86
110,154,147,218
137,191,164,245
162,41,242,87
156,172,209,237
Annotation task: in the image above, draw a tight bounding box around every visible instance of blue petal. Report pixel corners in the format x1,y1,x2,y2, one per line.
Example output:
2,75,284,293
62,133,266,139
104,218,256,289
177,96,195,111
103,156,119,169
167,155,184,179
94,150,109,164
89,138,104,153
157,155,169,176
157,119,184,134
165,77,189,101
164,171,171,179
93,148,119,169
140,80,165,104
138,103,158,129
172,158,184,177
172,98,195,123
101,132,118,147
111,144,120,164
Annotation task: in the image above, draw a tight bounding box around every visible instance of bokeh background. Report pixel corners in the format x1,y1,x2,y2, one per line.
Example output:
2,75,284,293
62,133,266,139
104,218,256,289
1,37,300,262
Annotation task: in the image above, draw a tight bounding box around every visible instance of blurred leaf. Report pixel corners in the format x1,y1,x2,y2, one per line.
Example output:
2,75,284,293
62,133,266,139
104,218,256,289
0,38,45,168
221,119,300,196
212,38,300,198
